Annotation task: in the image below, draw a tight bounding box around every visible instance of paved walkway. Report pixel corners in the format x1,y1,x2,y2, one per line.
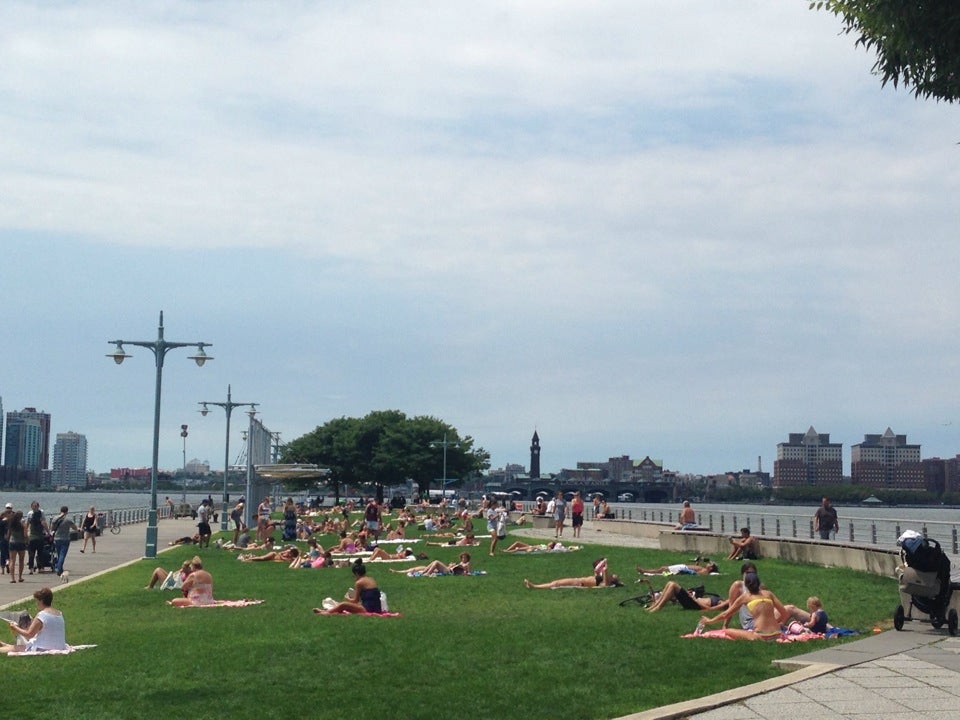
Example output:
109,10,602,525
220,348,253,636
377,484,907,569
516,523,960,720
0,517,199,610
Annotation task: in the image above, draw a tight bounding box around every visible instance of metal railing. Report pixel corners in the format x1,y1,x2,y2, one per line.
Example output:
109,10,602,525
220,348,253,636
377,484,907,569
521,502,960,554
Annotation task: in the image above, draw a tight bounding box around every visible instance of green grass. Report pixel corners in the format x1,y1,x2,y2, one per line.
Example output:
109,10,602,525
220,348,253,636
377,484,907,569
3,526,896,720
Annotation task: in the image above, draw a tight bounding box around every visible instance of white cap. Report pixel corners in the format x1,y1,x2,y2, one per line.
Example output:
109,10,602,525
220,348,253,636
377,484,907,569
4,503,11,509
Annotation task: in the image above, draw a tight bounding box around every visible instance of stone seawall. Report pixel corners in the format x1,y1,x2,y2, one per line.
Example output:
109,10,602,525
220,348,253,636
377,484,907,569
594,518,900,576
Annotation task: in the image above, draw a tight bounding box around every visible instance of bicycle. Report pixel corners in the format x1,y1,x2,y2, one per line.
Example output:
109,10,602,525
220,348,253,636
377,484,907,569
107,516,121,535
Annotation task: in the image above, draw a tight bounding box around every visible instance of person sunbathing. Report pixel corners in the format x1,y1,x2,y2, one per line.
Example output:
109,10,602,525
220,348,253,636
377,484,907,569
367,546,415,561
313,559,383,614
726,527,760,560
238,546,300,562
524,559,622,588
146,560,192,589
636,561,719,576
329,532,362,554
699,572,788,640
168,557,216,607
504,540,573,553
644,579,728,613
396,552,472,576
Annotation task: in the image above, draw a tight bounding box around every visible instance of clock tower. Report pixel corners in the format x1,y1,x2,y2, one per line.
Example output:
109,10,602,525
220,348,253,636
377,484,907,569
530,430,541,479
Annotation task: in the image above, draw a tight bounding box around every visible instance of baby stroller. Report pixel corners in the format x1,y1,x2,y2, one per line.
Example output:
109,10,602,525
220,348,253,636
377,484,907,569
893,531,958,636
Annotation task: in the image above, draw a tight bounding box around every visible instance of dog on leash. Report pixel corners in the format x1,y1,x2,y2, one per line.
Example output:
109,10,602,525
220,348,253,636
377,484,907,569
58,571,70,584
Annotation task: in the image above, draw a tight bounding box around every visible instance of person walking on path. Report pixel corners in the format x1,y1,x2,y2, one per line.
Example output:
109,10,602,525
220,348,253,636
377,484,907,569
51,507,78,576
0,503,11,576
814,497,838,541
552,490,567,538
79,507,98,553
25,501,48,574
7,511,26,583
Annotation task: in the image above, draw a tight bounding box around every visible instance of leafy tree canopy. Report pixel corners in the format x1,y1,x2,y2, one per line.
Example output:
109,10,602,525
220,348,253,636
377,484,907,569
280,410,490,501
812,1,960,102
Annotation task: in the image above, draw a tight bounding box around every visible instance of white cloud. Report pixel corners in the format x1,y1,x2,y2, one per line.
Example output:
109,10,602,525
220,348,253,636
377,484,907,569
1,2,959,474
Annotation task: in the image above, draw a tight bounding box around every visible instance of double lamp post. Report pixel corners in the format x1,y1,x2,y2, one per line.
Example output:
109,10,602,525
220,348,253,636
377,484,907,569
107,311,212,559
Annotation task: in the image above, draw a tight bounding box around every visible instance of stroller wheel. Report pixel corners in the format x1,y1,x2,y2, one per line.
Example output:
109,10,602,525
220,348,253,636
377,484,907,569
949,609,958,637
932,615,944,629
893,605,905,631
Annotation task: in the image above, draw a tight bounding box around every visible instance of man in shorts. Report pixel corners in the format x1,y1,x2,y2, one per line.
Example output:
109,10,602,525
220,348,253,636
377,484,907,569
364,499,381,541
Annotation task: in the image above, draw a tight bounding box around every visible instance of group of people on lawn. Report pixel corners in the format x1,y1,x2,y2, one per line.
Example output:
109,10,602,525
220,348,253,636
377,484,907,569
139,496,832,636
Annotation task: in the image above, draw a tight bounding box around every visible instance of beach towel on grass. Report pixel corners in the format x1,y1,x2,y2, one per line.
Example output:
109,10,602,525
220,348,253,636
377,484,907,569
175,599,264,608
682,629,827,642
318,611,402,617
10,644,97,655
405,570,488,578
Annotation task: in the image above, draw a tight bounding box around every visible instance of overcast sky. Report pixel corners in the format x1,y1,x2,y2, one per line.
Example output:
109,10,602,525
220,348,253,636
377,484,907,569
2,2,958,478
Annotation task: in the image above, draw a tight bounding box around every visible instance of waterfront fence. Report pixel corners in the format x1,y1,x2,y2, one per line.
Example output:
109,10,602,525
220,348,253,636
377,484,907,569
521,502,960,555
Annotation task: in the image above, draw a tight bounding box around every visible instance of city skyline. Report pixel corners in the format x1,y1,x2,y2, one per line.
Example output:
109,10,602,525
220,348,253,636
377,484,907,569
3,4,960,477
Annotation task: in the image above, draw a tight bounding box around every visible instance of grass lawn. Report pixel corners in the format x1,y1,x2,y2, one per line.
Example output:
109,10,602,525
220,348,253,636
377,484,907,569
2,524,896,720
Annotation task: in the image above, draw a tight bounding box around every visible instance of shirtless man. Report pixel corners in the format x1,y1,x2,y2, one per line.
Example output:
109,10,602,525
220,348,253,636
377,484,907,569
726,527,760,560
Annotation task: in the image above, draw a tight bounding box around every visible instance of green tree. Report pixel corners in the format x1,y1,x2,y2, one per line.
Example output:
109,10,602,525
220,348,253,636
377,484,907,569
281,410,490,503
812,1,960,102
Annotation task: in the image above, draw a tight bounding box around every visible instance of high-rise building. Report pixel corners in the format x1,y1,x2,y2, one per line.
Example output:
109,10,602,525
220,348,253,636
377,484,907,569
773,427,843,488
3,407,51,470
851,428,923,490
52,431,88,488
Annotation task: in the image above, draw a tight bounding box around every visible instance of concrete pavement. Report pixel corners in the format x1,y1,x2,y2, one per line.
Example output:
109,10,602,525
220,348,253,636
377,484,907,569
0,517,200,609
516,523,960,720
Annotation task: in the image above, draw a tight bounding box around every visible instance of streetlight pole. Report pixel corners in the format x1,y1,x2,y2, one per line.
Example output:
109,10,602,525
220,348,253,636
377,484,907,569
430,432,459,496
107,311,212,559
199,385,257,532
180,424,188,501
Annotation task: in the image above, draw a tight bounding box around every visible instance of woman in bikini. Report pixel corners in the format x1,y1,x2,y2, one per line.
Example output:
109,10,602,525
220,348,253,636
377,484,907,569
238,546,300,563
169,557,215,607
699,572,788,640
636,562,719,576
313,559,383,614
524,558,622,589
367,546,415,561
395,552,472,576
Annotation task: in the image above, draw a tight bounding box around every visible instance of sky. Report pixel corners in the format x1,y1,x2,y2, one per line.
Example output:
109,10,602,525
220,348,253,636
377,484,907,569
2,2,959,478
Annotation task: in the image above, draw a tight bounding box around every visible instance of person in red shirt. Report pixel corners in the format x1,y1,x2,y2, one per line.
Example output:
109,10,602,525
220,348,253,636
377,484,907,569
571,491,585,539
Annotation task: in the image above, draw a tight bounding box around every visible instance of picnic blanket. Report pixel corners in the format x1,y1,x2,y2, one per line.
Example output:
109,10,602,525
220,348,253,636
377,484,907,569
173,599,264,608
316,610,402,617
9,644,97,655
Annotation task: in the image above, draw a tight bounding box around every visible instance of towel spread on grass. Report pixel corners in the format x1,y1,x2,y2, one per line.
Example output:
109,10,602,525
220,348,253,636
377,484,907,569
366,557,418,563
10,644,97,655
682,629,832,642
374,539,421,545
318,610,402,617
174,599,264,608
405,570,488,577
